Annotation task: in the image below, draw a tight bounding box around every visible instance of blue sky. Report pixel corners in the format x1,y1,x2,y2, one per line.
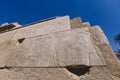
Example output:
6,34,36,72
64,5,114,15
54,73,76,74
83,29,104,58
0,0,120,51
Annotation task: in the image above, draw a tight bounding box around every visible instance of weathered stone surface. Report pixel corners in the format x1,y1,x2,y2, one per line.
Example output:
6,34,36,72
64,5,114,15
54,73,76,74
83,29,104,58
0,68,79,80
106,65,120,78
89,26,120,78
0,27,104,67
0,16,71,43
91,26,109,45
11,22,21,28
70,17,83,29
79,66,114,80
82,22,91,27
111,75,120,80
0,16,119,80
0,66,119,80
0,41,19,67
90,26,119,65
0,30,16,43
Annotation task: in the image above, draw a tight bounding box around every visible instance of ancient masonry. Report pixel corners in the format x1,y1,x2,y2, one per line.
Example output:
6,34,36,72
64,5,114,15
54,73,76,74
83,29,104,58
0,16,120,80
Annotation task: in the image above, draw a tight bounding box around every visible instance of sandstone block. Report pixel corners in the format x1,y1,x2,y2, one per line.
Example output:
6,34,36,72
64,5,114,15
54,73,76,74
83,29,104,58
0,16,71,43
0,27,104,67
70,17,83,29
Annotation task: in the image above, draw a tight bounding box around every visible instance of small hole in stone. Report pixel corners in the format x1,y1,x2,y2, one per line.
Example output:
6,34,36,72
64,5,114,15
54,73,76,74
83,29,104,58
66,65,91,76
18,38,25,43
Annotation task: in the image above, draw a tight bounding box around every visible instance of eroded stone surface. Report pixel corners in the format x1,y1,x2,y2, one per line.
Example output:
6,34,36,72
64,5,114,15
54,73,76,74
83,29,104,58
0,28,104,67
82,22,91,27
70,17,83,29
0,68,79,80
90,26,119,65
89,26,120,78
0,16,119,80
0,16,71,43
79,66,115,80
0,66,119,80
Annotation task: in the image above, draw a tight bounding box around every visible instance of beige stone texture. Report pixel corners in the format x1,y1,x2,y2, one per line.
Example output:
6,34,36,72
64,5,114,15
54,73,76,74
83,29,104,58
0,16,71,43
70,17,83,29
0,68,80,80
0,66,119,80
89,26,120,78
79,66,114,80
82,22,91,27
0,16,120,80
0,30,16,43
0,27,104,67
90,26,118,65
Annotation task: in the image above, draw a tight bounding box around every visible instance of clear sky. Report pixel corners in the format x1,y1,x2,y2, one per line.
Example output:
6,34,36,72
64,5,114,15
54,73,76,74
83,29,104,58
0,0,120,51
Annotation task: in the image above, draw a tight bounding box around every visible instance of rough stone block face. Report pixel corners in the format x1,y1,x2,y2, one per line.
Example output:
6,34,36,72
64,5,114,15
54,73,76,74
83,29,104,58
70,17,83,29
92,26,109,45
79,66,114,80
0,66,119,80
0,16,71,43
106,65,120,78
0,16,120,80
82,22,91,27
0,68,80,80
0,30,16,43
89,26,120,78
0,28,104,67
90,26,118,65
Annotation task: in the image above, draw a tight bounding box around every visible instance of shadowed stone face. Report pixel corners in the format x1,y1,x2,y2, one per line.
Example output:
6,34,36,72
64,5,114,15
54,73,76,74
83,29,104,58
70,17,83,29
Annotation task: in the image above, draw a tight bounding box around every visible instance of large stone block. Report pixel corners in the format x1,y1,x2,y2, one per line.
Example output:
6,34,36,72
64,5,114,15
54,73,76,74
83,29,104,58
0,30,16,43
89,26,120,78
0,27,104,67
82,22,91,27
0,16,71,43
70,17,83,29
0,68,79,80
91,26,109,45
0,66,118,80
79,66,114,80
90,26,118,65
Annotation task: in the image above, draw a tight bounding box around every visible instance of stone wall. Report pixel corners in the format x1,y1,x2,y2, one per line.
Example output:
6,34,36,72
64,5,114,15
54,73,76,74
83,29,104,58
0,16,119,80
